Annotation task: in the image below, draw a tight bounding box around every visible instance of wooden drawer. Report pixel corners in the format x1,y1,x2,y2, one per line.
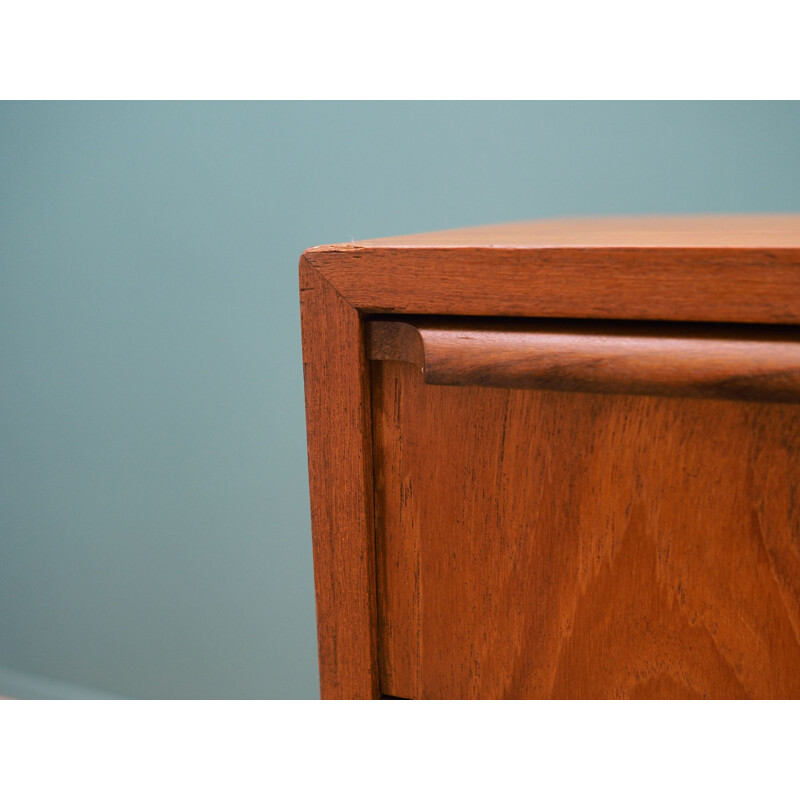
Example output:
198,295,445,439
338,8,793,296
368,318,800,699
299,215,800,699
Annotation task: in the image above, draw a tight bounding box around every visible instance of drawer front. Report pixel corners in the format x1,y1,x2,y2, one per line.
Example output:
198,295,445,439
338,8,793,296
369,319,800,699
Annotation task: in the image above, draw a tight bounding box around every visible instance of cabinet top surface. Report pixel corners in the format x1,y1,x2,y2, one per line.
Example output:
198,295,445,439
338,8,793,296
301,215,800,326
311,214,800,253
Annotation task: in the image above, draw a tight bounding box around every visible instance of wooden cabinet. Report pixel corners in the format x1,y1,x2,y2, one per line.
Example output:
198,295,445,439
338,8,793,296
299,215,800,699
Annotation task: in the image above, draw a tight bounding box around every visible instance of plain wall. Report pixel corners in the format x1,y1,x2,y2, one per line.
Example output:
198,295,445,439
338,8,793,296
1,101,800,698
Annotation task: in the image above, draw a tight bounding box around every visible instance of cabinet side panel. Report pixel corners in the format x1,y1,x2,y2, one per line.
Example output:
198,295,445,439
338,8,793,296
373,360,800,699
300,259,379,699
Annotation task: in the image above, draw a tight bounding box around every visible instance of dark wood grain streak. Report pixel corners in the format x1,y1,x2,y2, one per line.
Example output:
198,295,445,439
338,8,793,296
367,318,800,403
299,256,380,699
305,215,800,325
372,359,800,699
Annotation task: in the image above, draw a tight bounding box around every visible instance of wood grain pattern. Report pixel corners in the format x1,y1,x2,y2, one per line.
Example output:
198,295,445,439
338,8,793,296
299,256,380,699
301,215,800,699
371,359,800,699
367,318,800,403
304,215,800,325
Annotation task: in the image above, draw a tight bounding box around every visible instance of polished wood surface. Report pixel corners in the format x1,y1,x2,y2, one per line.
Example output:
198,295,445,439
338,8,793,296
300,215,800,699
367,318,800,403
304,215,800,325
371,359,800,699
299,258,380,698
342,214,800,249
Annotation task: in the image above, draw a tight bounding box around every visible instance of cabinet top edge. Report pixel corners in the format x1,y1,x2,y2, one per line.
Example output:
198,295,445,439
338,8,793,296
305,214,800,255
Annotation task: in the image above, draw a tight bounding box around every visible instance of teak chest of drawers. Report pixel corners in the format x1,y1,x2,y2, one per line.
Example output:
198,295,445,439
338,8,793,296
299,215,800,699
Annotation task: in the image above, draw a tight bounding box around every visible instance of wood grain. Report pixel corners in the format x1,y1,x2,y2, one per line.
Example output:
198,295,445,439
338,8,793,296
301,215,800,699
367,318,800,403
371,359,800,699
299,256,380,699
304,215,800,325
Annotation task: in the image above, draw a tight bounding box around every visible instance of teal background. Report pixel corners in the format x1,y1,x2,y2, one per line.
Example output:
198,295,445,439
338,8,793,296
1,102,800,698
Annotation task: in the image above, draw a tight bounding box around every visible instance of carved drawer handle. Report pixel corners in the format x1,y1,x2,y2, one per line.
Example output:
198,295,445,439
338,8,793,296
367,318,800,403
